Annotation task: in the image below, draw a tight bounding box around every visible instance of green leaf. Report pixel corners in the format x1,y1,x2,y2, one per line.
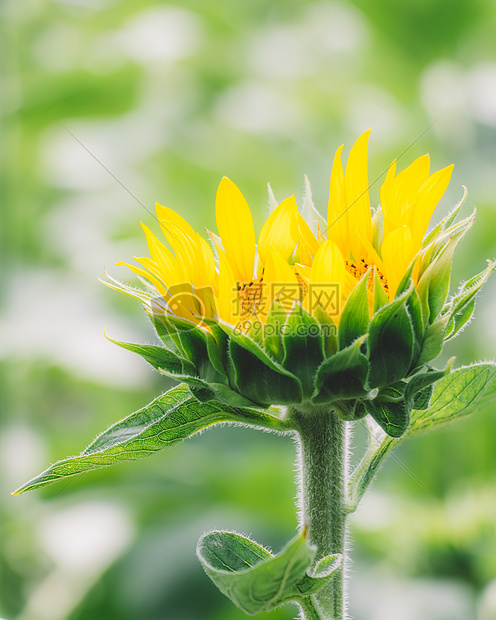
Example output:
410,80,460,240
338,271,370,350
367,290,414,389
288,553,342,597
13,385,288,495
282,304,324,397
407,362,496,437
312,336,369,404
197,530,315,615
350,362,496,509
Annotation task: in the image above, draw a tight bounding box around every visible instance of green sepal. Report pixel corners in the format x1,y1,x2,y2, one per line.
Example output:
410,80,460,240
282,304,324,397
416,239,456,326
366,290,414,389
203,319,234,383
263,302,285,362
247,318,264,347
197,529,317,615
394,261,416,297
312,336,369,404
406,286,424,368
301,174,327,235
157,369,260,408
105,335,197,376
373,269,389,313
403,359,454,414
227,328,303,406
442,260,496,342
101,270,154,305
313,305,338,357
392,274,424,369
364,385,409,438
338,270,370,350
152,314,227,385
13,384,288,495
148,312,183,356
417,211,475,325
428,208,475,264
416,314,449,366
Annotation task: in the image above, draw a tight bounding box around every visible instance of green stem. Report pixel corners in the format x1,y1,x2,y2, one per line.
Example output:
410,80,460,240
348,429,396,511
291,407,349,619
299,597,323,620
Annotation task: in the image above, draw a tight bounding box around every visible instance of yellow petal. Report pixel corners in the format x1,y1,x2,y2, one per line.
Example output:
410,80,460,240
116,261,170,299
381,155,431,234
344,129,372,259
308,240,346,318
158,220,198,282
217,250,238,325
215,177,256,283
410,163,454,249
381,226,415,297
261,248,300,317
195,233,216,290
258,195,298,265
294,263,311,282
155,202,197,239
140,223,187,284
326,144,349,257
295,213,318,265
298,212,318,252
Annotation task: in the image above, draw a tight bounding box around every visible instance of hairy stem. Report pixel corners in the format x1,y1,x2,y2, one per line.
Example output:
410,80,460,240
291,407,349,619
299,597,323,620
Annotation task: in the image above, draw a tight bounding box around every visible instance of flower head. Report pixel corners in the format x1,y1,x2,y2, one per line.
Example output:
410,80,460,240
106,132,493,437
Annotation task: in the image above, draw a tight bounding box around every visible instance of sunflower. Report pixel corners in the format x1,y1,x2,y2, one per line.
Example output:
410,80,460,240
106,131,483,426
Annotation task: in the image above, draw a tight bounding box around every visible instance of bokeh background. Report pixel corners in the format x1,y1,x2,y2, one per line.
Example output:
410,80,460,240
1,0,496,619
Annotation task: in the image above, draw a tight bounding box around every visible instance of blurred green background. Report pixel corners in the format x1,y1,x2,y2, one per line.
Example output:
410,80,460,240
1,0,496,619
